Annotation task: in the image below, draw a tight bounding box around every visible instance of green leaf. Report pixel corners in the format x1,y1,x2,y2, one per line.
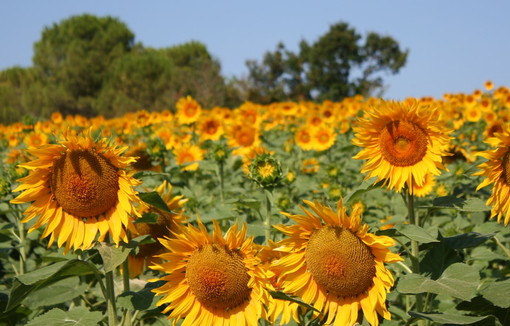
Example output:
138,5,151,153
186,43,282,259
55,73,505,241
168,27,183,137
431,195,465,208
480,279,510,308
96,242,134,273
397,263,479,301
6,260,103,312
134,212,159,224
23,278,87,309
396,224,439,243
26,307,103,326
456,198,491,212
443,232,495,249
344,178,383,204
138,191,172,213
408,311,491,324
269,291,320,313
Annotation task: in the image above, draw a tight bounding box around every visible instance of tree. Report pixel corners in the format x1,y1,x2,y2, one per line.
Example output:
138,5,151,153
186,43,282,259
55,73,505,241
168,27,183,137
244,22,408,103
32,14,135,116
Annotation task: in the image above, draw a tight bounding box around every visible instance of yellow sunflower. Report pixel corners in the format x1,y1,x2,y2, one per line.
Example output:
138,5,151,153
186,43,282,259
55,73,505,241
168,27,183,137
474,123,510,225
173,144,204,171
352,100,451,191
150,219,269,326
10,132,141,252
272,199,402,326
311,126,336,151
128,181,188,278
295,125,315,151
411,173,436,197
176,95,202,125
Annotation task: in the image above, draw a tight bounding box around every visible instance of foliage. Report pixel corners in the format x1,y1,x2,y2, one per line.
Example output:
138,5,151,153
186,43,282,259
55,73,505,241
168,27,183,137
244,22,408,103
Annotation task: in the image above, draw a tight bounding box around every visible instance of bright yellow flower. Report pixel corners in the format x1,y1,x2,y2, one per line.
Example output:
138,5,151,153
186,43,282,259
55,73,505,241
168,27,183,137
173,144,203,171
272,199,402,326
474,124,510,225
151,220,269,326
11,132,141,252
352,100,451,191
176,96,202,125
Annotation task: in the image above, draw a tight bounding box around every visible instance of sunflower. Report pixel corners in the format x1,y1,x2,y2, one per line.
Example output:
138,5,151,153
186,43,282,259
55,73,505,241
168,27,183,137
311,126,336,151
272,199,402,326
352,100,451,191
173,144,204,171
410,173,436,197
176,96,202,125
128,181,188,278
295,125,315,151
474,123,510,225
150,219,269,326
10,132,141,252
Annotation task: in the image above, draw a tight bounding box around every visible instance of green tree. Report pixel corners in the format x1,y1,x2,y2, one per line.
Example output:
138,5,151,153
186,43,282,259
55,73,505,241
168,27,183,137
244,22,408,103
32,14,135,116
97,48,175,117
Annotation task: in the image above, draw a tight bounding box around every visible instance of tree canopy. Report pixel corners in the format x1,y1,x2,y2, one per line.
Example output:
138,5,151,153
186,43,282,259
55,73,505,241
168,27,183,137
243,22,408,103
0,16,408,123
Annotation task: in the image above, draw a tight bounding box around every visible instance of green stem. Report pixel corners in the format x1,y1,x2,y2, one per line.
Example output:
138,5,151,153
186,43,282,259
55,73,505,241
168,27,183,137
17,218,26,275
494,236,510,259
122,258,132,326
264,190,272,244
105,270,117,326
406,188,425,324
219,161,225,202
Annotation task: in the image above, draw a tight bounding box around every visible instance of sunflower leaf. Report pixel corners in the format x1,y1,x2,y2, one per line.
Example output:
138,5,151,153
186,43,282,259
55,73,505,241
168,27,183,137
5,260,103,312
455,198,491,212
395,224,439,243
480,279,510,308
134,212,159,224
25,307,103,326
97,242,135,273
397,263,479,301
408,311,492,324
269,291,321,313
138,191,172,213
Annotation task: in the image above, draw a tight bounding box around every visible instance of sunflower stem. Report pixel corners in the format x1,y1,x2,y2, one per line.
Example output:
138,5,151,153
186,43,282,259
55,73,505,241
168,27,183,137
493,236,510,259
219,160,225,202
406,187,425,324
16,218,26,275
122,258,132,326
264,190,272,244
105,270,118,326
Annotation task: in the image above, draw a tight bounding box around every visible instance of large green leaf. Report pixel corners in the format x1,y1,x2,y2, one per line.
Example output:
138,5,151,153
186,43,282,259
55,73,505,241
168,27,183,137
397,263,480,301
96,242,135,273
6,260,103,312
443,232,496,249
25,307,103,326
408,311,491,325
396,224,439,244
138,191,172,213
480,279,510,308
23,278,87,309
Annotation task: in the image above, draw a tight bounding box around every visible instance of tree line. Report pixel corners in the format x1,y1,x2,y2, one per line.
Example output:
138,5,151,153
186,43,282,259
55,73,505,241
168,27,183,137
0,14,408,124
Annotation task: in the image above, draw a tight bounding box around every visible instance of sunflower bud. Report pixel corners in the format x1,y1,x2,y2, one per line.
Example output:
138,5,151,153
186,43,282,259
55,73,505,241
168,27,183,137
249,153,283,189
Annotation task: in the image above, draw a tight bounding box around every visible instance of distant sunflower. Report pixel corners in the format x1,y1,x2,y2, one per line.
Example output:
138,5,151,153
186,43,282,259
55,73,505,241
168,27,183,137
173,144,203,171
311,126,336,151
272,199,402,326
11,132,140,252
474,124,510,225
176,96,202,125
411,173,436,197
295,125,315,151
352,100,451,191
151,220,269,325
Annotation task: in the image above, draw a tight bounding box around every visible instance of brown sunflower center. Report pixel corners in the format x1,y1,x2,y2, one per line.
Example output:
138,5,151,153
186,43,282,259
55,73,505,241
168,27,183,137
50,149,119,218
186,244,251,310
379,120,428,167
305,226,375,298
503,151,510,185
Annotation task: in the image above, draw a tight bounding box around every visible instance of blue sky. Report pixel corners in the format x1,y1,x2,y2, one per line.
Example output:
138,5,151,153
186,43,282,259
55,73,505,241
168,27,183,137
1,1,509,100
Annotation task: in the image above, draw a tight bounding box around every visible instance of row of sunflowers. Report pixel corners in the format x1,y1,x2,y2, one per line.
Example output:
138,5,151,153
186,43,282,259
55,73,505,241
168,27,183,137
1,81,510,325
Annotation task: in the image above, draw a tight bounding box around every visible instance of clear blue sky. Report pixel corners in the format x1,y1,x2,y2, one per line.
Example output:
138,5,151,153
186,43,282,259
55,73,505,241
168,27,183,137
1,1,509,100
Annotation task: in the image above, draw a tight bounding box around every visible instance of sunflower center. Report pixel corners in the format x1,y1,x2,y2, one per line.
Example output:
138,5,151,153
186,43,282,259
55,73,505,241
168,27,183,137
50,149,119,218
305,226,375,298
503,151,510,185
184,104,197,117
186,244,251,310
380,120,428,167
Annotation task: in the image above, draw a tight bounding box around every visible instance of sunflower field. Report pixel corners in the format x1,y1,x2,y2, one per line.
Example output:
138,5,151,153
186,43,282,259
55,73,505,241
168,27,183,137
1,83,510,326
